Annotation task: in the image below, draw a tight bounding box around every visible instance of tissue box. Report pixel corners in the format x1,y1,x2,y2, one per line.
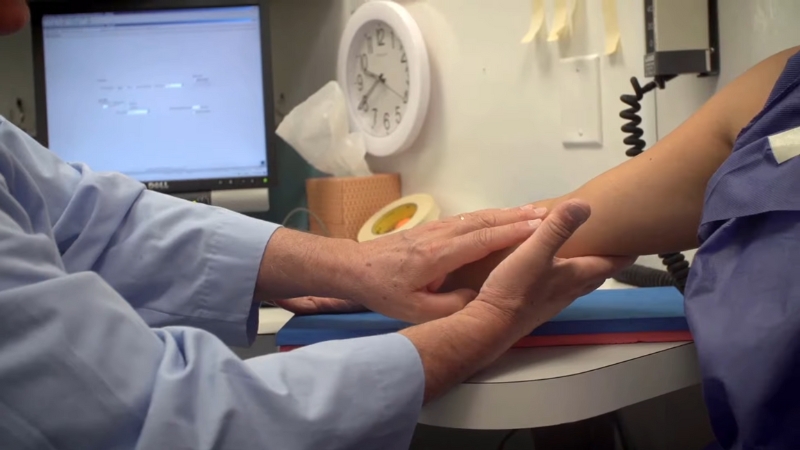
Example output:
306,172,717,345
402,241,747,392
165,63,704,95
306,173,401,240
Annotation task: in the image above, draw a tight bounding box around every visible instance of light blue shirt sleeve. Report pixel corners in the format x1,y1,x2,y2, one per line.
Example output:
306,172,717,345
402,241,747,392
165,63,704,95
0,118,425,449
5,116,276,346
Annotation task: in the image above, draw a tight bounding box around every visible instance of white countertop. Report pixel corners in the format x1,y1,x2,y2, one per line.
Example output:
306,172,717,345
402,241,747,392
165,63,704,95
419,341,698,429
256,280,699,430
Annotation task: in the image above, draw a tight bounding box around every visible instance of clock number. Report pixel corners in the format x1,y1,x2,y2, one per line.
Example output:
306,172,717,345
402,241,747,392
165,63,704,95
376,27,385,47
390,30,395,49
403,90,409,104
359,98,369,112
400,52,407,64
383,112,391,131
372,108,378,128
395,106,401,124
365,34,373,54
360,53,368,71
356,74,363,91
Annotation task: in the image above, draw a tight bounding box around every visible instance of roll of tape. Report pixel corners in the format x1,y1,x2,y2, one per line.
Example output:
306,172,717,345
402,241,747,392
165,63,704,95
357,193,440,242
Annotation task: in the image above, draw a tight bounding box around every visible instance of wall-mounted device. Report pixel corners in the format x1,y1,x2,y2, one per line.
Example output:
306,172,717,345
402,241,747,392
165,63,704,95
614,0,719,293
644,0,719,78
29,0,278,213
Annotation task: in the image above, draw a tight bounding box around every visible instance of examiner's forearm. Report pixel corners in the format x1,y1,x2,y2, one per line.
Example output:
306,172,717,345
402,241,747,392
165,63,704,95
255,228,359,302
399,301,529,403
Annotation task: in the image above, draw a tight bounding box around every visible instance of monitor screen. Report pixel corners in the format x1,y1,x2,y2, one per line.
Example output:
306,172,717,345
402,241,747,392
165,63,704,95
38,5,271,189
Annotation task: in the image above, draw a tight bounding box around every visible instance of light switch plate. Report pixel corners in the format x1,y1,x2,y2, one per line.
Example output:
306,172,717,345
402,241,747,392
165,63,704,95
559,54,603,147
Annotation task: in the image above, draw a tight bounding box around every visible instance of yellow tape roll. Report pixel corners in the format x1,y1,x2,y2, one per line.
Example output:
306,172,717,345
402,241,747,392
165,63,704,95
357,193,440,242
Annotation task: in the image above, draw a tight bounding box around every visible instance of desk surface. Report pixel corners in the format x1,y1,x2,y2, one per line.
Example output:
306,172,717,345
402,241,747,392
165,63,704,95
419,341,699,429
257,281,700,430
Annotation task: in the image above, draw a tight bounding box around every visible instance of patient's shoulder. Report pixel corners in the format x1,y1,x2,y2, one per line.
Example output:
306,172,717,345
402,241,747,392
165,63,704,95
711,46,800,145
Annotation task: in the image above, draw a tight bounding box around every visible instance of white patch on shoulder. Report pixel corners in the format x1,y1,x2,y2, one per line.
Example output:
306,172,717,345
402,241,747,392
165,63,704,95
769,126,800,164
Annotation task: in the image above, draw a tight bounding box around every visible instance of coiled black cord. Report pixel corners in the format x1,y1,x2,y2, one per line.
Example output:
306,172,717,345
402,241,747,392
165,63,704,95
620,75,675,156
619,75,689,294
614,264,677,288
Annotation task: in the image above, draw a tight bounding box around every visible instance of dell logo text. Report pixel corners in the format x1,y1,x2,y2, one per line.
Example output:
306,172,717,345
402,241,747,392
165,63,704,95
147,181,169,190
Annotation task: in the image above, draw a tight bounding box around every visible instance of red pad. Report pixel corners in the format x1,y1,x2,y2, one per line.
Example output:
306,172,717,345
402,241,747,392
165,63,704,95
513,330,693,347
278,331,693,352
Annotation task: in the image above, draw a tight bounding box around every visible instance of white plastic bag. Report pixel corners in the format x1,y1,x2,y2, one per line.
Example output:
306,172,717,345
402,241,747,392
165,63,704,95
276,81,372,177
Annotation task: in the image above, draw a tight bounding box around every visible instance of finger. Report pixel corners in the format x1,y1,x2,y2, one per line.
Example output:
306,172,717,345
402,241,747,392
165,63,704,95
273,297,368,315
435,219,544,274
442,204,548,237
406,289,478,323
513,199,591,267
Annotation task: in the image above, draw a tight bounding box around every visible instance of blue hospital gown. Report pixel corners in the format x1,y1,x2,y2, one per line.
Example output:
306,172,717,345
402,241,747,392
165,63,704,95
0,116,424,450
687,50,800,449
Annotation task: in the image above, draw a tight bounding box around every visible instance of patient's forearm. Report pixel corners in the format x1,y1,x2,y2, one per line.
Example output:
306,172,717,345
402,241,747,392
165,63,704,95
448,143,715,291
546,47,798,257
444,46,799,293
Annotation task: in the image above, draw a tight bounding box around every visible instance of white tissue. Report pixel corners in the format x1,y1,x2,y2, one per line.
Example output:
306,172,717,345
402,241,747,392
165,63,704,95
276,81,373,178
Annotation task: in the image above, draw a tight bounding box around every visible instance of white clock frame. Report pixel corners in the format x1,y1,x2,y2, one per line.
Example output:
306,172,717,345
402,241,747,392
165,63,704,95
337,1,431,157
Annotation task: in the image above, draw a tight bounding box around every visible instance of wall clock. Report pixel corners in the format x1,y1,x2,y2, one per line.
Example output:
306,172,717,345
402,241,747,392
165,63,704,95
337,1,431,157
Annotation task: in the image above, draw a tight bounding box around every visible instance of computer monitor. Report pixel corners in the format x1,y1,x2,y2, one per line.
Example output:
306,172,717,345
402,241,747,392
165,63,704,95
30,1,276,211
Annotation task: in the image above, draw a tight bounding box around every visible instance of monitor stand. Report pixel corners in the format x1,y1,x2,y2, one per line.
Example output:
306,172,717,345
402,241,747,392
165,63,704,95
171,188,270,213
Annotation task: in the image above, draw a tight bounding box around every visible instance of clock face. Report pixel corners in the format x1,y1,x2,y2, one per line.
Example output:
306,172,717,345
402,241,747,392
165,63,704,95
338,0,430,157
347,20,409,137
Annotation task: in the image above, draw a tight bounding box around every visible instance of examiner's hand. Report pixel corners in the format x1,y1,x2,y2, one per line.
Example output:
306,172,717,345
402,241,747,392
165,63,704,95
278,205,548,323
472,200,635,337
397,200,634,403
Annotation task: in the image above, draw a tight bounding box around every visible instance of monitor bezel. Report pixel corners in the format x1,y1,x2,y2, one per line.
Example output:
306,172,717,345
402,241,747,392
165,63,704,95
29,0,278,194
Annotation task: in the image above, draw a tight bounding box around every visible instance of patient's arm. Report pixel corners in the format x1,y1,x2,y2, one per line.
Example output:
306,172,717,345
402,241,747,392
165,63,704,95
445,46,800,293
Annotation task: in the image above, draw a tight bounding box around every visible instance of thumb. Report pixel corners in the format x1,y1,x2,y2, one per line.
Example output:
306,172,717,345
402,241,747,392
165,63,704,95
517,199,591,265
411,288,478,323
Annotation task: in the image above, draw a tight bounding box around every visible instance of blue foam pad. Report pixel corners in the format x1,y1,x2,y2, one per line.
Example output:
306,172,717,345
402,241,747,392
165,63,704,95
276,287,687,346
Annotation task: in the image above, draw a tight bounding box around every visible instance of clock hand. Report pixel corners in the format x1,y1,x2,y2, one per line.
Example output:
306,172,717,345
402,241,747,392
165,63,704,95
370,73,404,101
362,66,402,99
381,81,404,100
359,75,383,109
363,67,381,80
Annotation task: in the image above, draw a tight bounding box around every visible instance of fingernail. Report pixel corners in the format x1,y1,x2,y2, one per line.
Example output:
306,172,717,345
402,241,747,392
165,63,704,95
533,207,547,215
521,204,535,210
528,219,543,229
565,202,591,225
